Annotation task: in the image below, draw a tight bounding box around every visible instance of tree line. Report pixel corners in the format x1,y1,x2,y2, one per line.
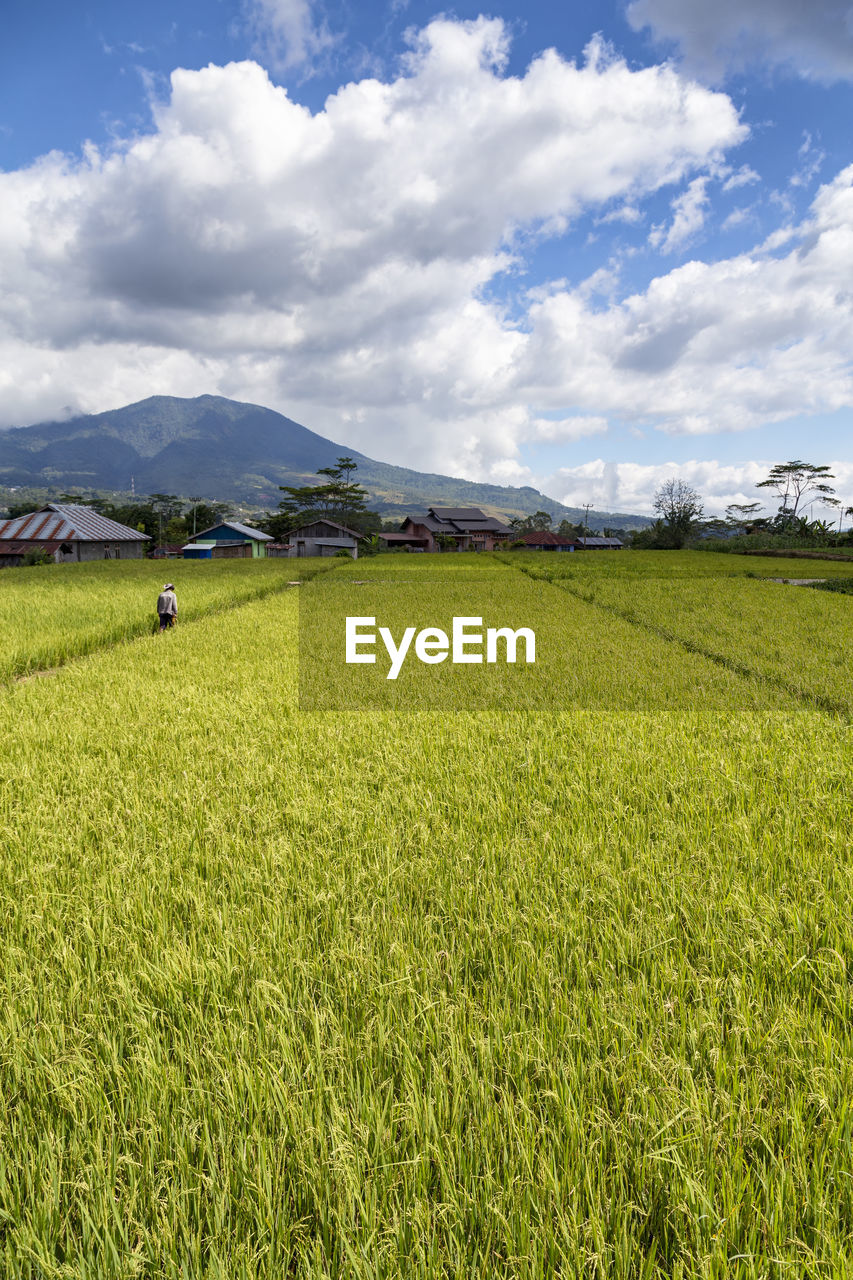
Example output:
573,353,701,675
2,493,233,546
630,462,851,549
6,458,846,555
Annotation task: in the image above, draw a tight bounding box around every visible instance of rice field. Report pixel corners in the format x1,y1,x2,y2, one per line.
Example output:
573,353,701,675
0,556,333,681
508,555,853,715
497,549,853,579
299,563,798,711
1,551,851,1277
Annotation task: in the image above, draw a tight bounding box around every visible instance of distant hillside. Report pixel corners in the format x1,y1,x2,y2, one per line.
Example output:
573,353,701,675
0,395,650,527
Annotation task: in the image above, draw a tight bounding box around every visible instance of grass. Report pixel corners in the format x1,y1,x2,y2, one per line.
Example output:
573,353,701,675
508,560,853,715
809,577,853,594
497,549,853,579
298,563,797,711
0,553,851,1277
0,556,333,681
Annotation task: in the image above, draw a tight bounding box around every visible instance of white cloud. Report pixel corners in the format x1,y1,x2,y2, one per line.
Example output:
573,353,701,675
541,459,853,517
526,416,609,444
722,164,760,191
4,20,852,507
649,176,710,253
0,19,748,477
790,132,826,188
627,0,853,83
518,164,853,438
598,203,643,224
720,206,755,231
244,0,335,72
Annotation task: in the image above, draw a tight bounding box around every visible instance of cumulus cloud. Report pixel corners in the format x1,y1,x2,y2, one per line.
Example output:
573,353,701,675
542,458,853,517
627,0,853,83
0,18,749,476
4,19,853,500
518,164,853,437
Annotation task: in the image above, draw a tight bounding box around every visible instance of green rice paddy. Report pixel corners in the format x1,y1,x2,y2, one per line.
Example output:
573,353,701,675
1,550,850,1277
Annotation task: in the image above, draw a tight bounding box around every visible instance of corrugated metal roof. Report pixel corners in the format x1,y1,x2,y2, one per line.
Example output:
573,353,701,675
0,539,64,555
195,521,273,541
0,511,74,541
408,507,509,533
429,507,488,520
0,504,150,542
579,536,623,547
457,519,512,532
516,530,578,546
288,519,362,539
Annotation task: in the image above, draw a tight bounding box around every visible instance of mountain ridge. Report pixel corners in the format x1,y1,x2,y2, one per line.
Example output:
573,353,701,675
0,395,650,526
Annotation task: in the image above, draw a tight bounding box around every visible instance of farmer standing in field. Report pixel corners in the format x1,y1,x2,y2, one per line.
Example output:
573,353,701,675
157,583,178,631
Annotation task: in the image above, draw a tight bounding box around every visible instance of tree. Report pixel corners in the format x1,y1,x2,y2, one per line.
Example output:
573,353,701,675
652,478,704,548
20,547,54,567
756,461,837,528
317,457,370,530
57,492,97,506
508,511,555,533
529,510,553,531
164,516,189,544
359,534,383,557
558,518,587,538
724,501,764,528
6,501,43,519
277,457,376,534
148,494,184,520
185,500,231,536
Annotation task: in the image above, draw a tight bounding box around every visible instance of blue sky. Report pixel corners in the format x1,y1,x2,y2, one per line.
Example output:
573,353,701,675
2,0,852,514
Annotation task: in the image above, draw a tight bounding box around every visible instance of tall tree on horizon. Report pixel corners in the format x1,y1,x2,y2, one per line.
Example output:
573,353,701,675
756,461,838,527
278,457,375,533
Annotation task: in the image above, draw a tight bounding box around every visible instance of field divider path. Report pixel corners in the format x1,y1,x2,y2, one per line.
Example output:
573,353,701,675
7,562,342,686
505,561,852,720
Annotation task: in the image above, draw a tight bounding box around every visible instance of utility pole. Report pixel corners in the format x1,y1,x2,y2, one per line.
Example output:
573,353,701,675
190,496,203,538
582,503,592,548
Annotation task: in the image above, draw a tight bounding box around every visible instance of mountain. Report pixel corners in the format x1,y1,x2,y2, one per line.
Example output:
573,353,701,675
0,395,649,526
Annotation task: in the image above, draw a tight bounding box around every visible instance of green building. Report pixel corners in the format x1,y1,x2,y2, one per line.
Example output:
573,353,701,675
189,521,273,559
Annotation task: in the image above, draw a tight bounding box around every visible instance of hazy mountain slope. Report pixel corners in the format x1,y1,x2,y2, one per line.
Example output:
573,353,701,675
0,395,649,526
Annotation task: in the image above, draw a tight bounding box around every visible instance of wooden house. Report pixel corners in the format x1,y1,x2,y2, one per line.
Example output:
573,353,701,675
286,519,363,558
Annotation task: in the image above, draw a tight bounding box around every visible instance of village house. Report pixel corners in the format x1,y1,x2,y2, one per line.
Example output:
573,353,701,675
185,521,273,558
284,519,363,558
381,507,514,552
511,530,580,551
506,530,625,551
0,503,150,567
576,536,624,550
